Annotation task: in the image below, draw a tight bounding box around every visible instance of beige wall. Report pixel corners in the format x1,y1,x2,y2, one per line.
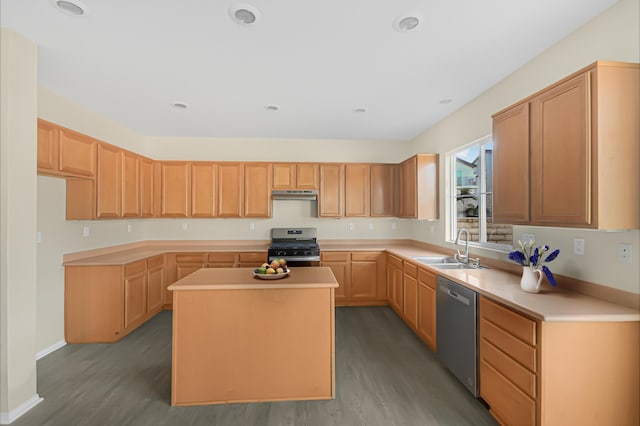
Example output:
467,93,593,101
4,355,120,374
0,28,40,420
409,0,640,294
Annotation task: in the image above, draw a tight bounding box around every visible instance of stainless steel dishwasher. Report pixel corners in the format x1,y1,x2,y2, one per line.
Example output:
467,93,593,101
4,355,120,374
436,275,478,396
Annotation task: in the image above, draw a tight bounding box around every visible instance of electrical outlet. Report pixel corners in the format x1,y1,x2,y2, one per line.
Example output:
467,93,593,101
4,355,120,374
182,223,188,231
523,233,535,243
391,222,397,230
36,231,42,243
127,224,132,233
368,223,374,231
573,238,585,255
349,223,355,231
430,225,435,233
618,243,632,264
249,223,255,231
83,226,90,237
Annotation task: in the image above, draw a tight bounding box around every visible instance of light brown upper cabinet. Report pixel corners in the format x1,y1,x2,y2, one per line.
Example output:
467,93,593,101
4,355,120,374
345,163,370,217
398,154,439,220
492,61,639,229
37,119,96,178
272,163,319,190
218,162,243,217
244,163,272,218
191,162,217,217
319,163,345,217
160,162,191,217
370,164,397,217
96,143,122,219
121,151,141,217
140,158,154,217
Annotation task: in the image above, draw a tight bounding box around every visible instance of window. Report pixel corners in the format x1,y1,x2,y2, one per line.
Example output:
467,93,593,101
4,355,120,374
449,136,512,249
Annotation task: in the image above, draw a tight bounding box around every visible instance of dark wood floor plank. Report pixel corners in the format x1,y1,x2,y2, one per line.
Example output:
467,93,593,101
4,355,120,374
15,307,496,426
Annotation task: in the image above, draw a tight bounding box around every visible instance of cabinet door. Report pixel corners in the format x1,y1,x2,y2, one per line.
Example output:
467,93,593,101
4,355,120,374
207,252,237,268
191,163,217,217
58,128,97,177
244,163,272,218
37,119,59,171
370,164,395,217
417,269,436,351
296,163,319,189
350,252,385,301
493,102,530,224
531,72,591,226
400,157,417,218
319,164,345,217
273,163,296,189
322,261,350,303
160,162,190,217
124,262,147,330
218,163,243,217
96,143,122,218
416,154,439,220
403,272,418,330
140,158,154,217
122,151,140,217
386,255,403,314
345,164,370,217
146,258,164,314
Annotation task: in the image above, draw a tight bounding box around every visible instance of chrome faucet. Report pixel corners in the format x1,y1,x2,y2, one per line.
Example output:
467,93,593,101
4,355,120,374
455,228,470,264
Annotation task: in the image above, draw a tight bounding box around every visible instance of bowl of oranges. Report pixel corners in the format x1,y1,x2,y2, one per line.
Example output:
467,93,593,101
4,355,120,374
253,259,290,280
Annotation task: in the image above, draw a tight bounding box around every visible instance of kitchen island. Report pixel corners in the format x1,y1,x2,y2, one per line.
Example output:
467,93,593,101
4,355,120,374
167,266,338,406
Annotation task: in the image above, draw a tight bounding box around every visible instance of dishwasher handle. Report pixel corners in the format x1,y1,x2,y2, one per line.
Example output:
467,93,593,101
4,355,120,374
439,284,471,306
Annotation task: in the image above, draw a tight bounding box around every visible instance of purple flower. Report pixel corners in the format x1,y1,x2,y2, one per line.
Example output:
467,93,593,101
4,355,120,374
542,265,557,286
530,247,539,266
544,249,560,263
508,251,526,266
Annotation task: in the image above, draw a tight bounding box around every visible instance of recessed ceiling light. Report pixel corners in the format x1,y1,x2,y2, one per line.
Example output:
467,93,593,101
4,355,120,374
264,105,279,111
229,4,261,25
393,15,421,32
172,102,190,109
353,107,367,113
51,0,87,16
439,99,453,105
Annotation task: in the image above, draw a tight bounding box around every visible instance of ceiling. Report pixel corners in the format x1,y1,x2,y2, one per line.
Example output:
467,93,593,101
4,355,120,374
1,0,618,141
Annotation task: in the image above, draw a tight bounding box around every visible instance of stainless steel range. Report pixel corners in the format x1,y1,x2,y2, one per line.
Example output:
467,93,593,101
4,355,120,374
268,228,320,266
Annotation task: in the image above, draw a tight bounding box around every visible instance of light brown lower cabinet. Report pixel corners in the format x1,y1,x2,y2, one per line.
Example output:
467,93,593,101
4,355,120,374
321,251,386,305
479,296,639,426
65,257,165,343
402,262,418,330
416,268,436,351
386,254,403,314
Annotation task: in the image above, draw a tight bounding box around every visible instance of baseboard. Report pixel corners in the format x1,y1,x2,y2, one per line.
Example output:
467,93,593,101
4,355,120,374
0,394,43,425
36,340,66,360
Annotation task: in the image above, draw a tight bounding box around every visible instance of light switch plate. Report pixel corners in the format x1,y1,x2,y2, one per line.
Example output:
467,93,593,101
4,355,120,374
618,243,632,264
83,226,90,237
522,233,535,243
573,238,585,255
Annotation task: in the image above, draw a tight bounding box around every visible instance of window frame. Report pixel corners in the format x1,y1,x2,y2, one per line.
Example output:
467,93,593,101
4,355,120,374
447,135,513,252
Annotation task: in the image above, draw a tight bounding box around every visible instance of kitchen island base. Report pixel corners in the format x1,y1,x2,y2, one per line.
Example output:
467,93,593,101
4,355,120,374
169,267,337,406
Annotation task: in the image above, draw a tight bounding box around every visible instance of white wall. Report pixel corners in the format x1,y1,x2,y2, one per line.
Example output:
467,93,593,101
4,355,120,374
409,0,640,294
0,28,40,422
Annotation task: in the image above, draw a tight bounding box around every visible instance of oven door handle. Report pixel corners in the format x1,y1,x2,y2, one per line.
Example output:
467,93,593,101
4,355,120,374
269,256,321,262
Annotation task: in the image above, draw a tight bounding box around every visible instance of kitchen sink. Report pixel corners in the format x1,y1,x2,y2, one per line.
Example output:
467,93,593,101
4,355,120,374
431,263,489,270
412,256,459,264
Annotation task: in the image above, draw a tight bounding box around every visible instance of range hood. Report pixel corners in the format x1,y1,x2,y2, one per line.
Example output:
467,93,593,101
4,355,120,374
272,190,318,200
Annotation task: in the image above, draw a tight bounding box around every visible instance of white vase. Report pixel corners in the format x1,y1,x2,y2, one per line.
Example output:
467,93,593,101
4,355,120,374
520,266,543,293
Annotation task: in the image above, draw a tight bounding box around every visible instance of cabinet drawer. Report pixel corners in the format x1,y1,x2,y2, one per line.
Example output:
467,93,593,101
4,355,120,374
238,252,267,263
418,268,436,289
387,254,402,269
321,252,349,262
480,360,536,426
125,260,145,276
403,262,418,278
481,297,536,345
351,251,380,261
480,338,536,398
147,255,164,269
480,319,536,372
207,252,237,263
175,253,205,263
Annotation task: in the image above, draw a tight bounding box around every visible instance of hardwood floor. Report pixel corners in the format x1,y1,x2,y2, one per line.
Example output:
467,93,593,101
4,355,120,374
15,307,496,426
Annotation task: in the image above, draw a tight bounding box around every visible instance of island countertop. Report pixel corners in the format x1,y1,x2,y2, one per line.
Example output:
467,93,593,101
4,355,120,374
167,266,339,291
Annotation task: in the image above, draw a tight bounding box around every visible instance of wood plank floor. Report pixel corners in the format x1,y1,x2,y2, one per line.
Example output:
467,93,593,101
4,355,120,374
15,307,497,426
